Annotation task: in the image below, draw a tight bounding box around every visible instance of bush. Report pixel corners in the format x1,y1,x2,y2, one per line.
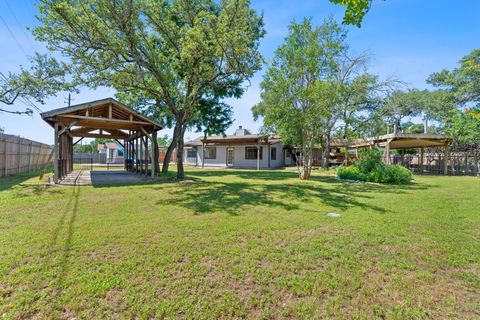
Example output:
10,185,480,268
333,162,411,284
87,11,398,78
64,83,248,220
337,166,367,181
355,149,383,174
371,165,412,184
336,148,413,184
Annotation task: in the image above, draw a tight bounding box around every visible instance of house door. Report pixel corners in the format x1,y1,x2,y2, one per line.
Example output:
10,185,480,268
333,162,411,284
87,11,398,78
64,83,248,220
226,148,234,167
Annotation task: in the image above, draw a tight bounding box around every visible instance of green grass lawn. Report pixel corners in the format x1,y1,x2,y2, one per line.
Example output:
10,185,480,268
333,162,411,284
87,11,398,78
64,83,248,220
0,169,479,319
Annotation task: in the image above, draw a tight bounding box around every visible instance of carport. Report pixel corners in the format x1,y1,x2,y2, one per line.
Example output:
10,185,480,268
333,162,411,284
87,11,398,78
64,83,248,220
41,98,162,184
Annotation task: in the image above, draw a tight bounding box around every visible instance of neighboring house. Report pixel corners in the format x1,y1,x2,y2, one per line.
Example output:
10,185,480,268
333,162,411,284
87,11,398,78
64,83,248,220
98,142,125,164
184,126,293,169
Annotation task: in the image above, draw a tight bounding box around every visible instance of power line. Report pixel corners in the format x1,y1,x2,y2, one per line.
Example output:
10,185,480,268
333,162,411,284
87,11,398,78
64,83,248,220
0,14,28,58
3,0,37,53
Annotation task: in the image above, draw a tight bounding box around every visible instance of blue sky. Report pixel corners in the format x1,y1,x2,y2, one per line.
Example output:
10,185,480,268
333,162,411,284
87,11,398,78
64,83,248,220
0,0,479,144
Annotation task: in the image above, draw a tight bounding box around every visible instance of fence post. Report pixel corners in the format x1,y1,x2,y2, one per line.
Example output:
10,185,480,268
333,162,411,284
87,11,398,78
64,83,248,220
475,154,479,176
443,145,449,175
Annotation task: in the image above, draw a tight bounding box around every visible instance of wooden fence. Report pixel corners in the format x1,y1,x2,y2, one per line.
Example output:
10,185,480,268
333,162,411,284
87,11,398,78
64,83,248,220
390,152,480,176
0,133,53,177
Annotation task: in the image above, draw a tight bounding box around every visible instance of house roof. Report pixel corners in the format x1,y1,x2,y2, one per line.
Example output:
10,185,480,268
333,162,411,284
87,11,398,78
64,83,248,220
185,134,281,146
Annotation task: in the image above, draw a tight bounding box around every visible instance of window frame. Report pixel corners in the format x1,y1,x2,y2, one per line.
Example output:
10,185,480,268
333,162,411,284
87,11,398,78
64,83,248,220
245,146,263,160
204,147,217,159
186,147,197,158
271,147,277,161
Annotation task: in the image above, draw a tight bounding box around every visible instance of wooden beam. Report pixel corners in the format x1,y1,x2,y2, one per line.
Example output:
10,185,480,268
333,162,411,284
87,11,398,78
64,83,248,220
57,115,154,131
58,114,152,125
73,137,84,146
57,121,77,136
73,133,129,139
140,127,154,142
114,139,125,149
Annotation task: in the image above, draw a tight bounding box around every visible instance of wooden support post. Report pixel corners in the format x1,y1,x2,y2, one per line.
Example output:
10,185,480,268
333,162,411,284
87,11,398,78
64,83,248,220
384,139,391,165
53,123,59,183
257,141,260,171
108,104,112,119
202,142,205,169
150,132,155,178
135,137,138,173
401,148,405,166
268,144,271,169
444,144,449,175
420,147,425,173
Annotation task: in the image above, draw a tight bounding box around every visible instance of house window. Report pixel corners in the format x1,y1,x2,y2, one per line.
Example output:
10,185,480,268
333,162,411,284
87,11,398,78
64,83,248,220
204,147,216,159
245,146,263,160
187,147,197,158
271,147,277,160
118,149,124,157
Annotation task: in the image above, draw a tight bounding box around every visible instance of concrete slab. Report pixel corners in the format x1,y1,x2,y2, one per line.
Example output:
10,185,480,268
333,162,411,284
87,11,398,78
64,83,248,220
56,170,151,186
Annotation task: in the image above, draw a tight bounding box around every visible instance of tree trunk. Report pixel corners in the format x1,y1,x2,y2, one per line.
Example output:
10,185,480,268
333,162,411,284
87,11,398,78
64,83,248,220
161,121,181,174
323,133,330,169
286,146,298,165
176,124,187,180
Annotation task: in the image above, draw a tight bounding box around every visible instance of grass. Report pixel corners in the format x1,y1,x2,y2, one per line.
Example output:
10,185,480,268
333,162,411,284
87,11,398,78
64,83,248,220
0,168,479,319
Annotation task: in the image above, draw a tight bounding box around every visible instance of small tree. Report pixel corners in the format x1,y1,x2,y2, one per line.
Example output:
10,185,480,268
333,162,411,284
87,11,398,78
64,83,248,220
253,17,347,179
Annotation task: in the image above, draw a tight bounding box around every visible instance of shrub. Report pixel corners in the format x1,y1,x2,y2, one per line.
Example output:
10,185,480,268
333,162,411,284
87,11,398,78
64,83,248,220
337,166,367,181
374,164,412,184
337,148,413,184
355,149,383,174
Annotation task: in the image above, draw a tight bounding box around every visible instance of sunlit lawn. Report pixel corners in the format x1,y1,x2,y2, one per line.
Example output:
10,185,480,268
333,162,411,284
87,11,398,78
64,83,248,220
0,168,479,319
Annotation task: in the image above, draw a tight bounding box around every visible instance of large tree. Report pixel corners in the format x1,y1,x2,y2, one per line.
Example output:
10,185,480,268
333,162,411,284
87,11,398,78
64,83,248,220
253,17,347,179
1,53,73,115
34,0,264,180
428,49,480,106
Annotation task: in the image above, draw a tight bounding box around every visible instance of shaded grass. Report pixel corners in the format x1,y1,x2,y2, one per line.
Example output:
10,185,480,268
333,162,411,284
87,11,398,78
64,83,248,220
0,168,479,319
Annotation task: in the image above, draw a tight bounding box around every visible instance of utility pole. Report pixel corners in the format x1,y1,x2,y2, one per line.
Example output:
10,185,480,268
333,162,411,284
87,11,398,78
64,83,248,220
65,93,73,107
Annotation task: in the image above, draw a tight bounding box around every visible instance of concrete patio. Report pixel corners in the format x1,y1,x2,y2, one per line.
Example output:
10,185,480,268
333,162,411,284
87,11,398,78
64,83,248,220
54,170,152,186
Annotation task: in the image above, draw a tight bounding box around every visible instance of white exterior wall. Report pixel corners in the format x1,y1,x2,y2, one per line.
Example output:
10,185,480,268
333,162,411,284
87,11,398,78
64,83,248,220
284,149,294,166
269,142,284,169
184,143,286,169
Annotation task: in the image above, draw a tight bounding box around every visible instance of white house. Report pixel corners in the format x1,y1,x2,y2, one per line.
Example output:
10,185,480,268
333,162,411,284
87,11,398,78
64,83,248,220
98,142,125,164
184,126,295,169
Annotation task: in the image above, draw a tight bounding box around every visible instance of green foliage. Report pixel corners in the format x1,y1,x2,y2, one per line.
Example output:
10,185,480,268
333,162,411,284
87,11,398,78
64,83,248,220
374,164,413,184
0,53,74,115
157,135,171,147
337,165,367,181
355,148,383,174
444,108,480,145
329,0,373,27
252,17,347,179
338,148,412,184
429,49,480,106
35,0,264,179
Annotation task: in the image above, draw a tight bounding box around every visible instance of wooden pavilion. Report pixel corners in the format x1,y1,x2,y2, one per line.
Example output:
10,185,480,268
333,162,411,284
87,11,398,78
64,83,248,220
41,98,162,183
331,132,452,174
